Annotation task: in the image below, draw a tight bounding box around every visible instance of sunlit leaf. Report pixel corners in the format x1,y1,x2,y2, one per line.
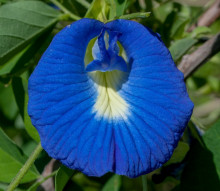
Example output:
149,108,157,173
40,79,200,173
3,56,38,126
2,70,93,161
190,26,211,38
169,37,198,62
0,0,60,65
165,142,189,166
85,0,108,21
0,128,39,183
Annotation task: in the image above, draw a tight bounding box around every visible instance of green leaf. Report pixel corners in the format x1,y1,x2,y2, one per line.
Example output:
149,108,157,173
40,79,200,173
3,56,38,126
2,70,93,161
0,30,52,77
55,165,75,191
0,0,60,65
102,175,121,191
169,37,198,62
170,16,189,39
203,119,220,178
85,0,108,21
108,0,127,19
0,128,39,183
114,0,127,17
165,141,189,166
190,26,211,38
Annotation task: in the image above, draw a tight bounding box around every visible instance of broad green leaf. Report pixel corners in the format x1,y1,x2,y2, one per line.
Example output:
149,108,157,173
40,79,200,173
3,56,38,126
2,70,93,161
108,0,117,19
0,30,52,77
0,0,60,65
169,37,198,62
108,0,127,19
0,128,39,183
55,165,75,191
102,175,121,191
170,16,189,39
114,0,127,17
165,142,189,166
154,1,173,23
203,120,220,178
85,0,108,21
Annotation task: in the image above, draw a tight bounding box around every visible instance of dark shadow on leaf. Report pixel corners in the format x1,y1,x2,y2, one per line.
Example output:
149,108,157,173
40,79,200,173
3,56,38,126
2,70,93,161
180,139,220,191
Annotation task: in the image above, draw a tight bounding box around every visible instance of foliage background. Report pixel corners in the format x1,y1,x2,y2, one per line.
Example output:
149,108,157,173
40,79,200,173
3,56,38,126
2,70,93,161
0,0,220,190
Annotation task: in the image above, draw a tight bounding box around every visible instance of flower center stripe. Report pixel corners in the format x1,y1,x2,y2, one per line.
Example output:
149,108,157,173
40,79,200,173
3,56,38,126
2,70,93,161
90,71,129,120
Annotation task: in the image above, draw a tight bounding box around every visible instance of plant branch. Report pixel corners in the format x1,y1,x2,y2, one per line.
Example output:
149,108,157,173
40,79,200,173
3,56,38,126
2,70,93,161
188,0,220,32
50,0,81,21
107,12,151,23
178,33,220,79
27,170,58,191
40,159,59,191
6,143,43,191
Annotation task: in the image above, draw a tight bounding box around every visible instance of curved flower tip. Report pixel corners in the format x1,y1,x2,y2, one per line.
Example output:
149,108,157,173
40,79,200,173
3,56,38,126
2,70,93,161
28,18,194,178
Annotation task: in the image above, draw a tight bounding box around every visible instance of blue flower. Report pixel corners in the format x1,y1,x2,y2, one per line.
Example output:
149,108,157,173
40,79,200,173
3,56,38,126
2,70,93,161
28,18,193,178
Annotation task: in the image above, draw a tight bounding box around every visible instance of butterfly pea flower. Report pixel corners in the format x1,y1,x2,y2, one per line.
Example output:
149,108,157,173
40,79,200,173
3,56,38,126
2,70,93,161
28,18,193,178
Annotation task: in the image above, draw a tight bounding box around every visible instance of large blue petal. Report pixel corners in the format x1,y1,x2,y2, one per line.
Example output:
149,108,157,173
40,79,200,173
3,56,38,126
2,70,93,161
28,18,193,178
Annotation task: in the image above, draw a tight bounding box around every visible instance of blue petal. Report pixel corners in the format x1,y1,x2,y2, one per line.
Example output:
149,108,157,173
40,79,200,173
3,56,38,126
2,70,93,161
28,18,193,178
86,29,127,72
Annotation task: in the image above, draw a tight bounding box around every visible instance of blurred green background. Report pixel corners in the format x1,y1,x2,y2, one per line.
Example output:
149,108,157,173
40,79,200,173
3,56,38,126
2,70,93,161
0,0,220,190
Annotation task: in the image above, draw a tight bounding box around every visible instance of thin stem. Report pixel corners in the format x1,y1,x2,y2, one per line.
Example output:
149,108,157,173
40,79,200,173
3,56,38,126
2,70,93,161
7,143,43,191
142,175,148,191
28,170,58,191
75,0,90,9
119,12,151,20
50,0,81,20
106,12,151,23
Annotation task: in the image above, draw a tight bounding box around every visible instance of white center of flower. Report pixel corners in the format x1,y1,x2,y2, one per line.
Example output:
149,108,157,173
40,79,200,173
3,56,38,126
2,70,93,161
90,71,129,120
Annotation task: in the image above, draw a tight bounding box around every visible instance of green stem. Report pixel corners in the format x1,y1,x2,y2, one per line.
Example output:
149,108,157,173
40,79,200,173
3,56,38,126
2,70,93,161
27,170,58,191
142,175,148,191
50,0,81,20
119,12,151,20
6,143,43,191
106,12,151,23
